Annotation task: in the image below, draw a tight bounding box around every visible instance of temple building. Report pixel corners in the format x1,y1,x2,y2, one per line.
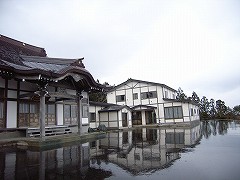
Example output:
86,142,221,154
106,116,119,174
0,34,102,137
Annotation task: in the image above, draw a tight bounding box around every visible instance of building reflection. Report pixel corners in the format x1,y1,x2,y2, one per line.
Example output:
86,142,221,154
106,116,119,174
0,143,112,179
90,123,201,175
4,121,236,178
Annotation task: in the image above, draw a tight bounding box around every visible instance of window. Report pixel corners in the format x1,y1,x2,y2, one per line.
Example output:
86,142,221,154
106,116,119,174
141,91,157,99
164,106,183,119
81,97,89,118
90,113,96,122
165,91,168,98
133,93,138,100
19,103,39,127
46,104,56,125
19,103,29,113
64,104,77,125
116,95,125,102
166,132,184,144
190,108,193,116
173,93,175,99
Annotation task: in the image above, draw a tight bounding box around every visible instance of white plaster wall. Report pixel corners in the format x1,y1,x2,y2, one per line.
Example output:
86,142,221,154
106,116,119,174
56,104,63,125
139,82,148,87
182,103,190,117
107,92,116,104
7,101,17,128
126,89,133,106
149,98,157,104
82,118,88,124
141,111,146,125
141,99,149,105
157,86,164,103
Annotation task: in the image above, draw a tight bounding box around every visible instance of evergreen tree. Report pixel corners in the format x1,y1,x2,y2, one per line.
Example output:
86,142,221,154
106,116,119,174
209,98,216,119
215,100,227,119
200,96,209,119
233,105,240,117
176,87,187,100
192,91,200,104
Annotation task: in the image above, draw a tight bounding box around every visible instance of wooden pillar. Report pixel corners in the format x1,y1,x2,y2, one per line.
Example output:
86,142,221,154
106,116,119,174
39,91,47,138
3,78,8,128
36,82,48,139
77,91,83,135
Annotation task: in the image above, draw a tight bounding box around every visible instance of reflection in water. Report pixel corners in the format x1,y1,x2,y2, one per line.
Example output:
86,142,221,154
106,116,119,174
201,120,230,139
1,120,238,179
90,124,201,175
0,144,112,179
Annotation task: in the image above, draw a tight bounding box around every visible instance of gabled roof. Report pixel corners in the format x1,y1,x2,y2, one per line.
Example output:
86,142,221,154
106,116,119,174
98,105,132,112
108,78,177,92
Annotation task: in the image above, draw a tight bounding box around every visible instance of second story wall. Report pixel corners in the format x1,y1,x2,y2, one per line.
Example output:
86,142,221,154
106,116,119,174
107,79,177,107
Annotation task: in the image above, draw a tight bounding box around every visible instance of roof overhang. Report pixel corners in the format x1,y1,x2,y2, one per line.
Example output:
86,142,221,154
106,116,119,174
132,105,157,111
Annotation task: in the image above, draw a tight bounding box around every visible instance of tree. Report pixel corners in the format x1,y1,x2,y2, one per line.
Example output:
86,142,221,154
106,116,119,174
209,98,216,119
89,81,111,102
215,100,227,119
176,87,187,100
199,96,209,119
192,91,200,104
233,105,240,115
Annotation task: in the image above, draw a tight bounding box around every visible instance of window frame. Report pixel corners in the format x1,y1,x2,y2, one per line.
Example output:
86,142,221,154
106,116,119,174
133,93,138,100
164,106,183,119
141,91,157,100
90,112,96,122
116,95,125,102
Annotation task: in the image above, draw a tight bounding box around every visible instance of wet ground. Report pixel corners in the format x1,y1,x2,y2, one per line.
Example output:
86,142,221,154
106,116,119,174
0,120,240,180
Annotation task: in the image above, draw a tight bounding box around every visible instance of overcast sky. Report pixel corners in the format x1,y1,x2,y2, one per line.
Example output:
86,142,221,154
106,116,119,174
1,0,240,107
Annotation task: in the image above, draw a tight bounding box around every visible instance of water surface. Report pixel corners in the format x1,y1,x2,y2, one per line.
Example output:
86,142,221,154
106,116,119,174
1,120,240,180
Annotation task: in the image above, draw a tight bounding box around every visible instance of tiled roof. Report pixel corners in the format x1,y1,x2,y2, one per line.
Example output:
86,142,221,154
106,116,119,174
0,34,47,57
0,35,102,91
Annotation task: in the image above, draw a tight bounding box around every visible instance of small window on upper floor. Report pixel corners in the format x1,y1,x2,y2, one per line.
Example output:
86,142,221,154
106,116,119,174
173,93,175,99
116,95,125,102
133,93,138,100
165,91,168,98
141,91,157,99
